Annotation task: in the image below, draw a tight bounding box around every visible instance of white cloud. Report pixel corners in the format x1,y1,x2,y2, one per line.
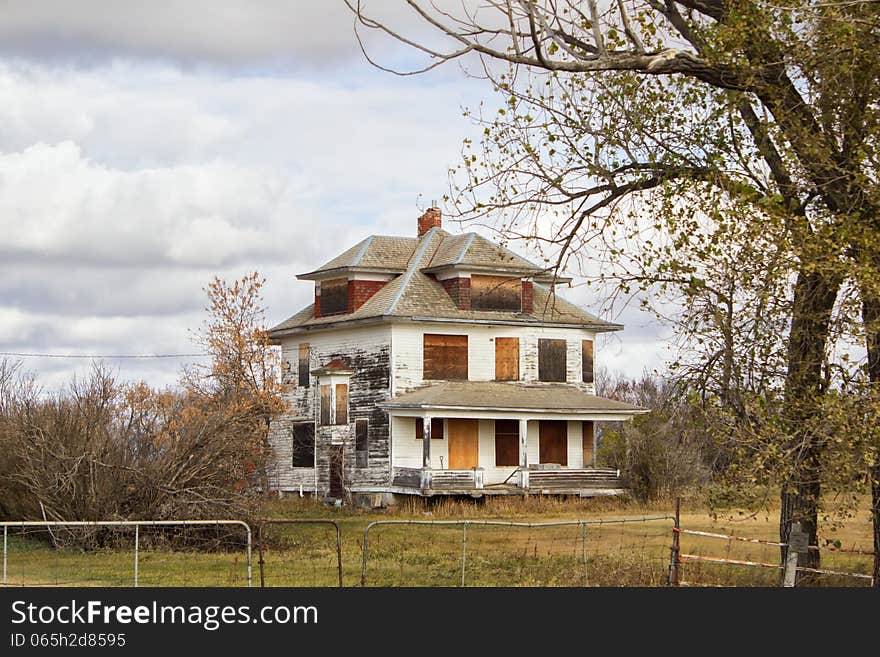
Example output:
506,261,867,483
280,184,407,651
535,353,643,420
0,1,364,66
0,13,668,389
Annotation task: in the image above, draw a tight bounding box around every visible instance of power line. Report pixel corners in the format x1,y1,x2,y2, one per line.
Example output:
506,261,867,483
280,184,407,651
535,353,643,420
0,352,206,359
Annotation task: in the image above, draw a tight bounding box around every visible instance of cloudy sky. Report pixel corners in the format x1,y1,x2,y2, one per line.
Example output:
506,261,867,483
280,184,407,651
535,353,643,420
0,1,667,390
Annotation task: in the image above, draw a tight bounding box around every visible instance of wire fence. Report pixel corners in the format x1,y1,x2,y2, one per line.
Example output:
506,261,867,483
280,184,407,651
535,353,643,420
2,507,873,588
671,524,875,587
257,520,343,587
359,516,675,587
1,521,252,587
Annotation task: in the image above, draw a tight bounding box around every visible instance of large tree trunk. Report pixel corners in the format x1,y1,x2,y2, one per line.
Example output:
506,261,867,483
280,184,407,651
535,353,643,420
862,292,880,587
779,268,840,580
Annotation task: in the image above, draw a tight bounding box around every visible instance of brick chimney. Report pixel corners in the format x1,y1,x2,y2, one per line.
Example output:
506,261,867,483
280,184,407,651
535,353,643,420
417,207,442,236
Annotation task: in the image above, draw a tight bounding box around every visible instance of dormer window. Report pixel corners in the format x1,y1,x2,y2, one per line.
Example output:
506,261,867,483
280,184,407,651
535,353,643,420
471,275,521,311
318,278,348,316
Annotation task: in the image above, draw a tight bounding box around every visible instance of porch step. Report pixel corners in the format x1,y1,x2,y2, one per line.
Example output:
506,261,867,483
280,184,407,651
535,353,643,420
430,471,477,489
528,469,622,489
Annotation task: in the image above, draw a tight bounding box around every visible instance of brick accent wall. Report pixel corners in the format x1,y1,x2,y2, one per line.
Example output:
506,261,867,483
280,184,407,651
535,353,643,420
441,276,471,310
348,279,386,313
521,280,534,314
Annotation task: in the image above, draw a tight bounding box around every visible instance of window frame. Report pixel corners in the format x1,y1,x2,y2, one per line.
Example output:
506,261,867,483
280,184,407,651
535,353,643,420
355,418,369,468
291,421,315,468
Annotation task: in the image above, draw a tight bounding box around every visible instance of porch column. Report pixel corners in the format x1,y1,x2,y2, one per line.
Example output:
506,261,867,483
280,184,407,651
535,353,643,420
519,418,529,490
421,414,432,490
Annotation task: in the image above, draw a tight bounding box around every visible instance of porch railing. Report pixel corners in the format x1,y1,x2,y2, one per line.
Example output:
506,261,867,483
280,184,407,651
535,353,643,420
392,466,620,491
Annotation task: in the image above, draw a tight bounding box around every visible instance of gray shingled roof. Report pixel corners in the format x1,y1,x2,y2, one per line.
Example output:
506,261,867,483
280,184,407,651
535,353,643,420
299,235,418,278
424,232,544,273
269,227,622,336
381,381,646,414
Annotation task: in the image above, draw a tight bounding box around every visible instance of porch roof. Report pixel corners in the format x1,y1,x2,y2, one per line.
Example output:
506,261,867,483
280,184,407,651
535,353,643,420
381,381,646,416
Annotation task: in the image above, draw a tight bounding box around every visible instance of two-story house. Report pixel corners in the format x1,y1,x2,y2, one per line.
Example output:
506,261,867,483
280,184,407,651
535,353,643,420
267,207,644,504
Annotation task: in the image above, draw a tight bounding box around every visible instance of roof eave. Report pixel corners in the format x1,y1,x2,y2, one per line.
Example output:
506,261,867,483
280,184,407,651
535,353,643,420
421,263,544,277
380,402,648,414
296,266,405,281
268,314,624,339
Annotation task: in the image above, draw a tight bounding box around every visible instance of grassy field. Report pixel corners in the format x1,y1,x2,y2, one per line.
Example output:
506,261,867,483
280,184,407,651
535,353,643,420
1,494,874,587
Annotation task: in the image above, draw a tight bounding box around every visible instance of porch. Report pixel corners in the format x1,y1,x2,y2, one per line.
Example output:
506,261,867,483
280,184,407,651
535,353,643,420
390,464,624,496
380,381,644,497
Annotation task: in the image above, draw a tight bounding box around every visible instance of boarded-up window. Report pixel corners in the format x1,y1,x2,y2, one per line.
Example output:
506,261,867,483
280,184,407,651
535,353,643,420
320,278,348,316
494,419,519,466
423,334,468,380
320,385,331,425
291,422,315,467
582,340,594,384
538,338,567,382
471,275,521,311
582,421,595,466
298,343,310,387
335,384,348,425
495,337,519,381
415,418,445,440
539,420,568,465
355,419,369,468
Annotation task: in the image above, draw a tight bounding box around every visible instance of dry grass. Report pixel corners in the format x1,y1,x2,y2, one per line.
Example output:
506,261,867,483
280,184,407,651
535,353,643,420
2,493,874,587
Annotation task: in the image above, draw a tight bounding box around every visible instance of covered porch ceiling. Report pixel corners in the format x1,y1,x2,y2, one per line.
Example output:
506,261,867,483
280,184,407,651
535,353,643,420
381,380,647,422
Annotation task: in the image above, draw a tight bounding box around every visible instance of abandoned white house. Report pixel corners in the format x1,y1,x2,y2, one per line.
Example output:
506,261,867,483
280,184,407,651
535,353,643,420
267,208,644,502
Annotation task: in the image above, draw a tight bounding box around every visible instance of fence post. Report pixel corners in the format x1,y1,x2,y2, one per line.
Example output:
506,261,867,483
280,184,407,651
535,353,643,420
334,522,343,588
3,525,7,586
783,522,806,587
581,522,589,586
258,524,266,588
133,525,139,588
461,522,468,587
667,497,681,586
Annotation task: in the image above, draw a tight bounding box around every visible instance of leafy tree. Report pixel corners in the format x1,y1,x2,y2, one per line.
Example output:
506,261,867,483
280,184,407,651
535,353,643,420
183,272,286,494
347,0,880,582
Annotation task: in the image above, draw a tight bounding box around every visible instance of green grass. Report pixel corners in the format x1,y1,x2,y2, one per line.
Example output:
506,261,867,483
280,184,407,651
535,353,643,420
2,494,874,587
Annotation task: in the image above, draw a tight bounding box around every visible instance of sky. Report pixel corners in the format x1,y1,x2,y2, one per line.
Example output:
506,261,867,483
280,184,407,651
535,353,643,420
0,1,668,390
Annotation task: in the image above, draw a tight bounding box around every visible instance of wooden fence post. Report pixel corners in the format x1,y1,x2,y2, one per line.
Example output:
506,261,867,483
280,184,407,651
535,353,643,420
783,522,807,587
668,497,681,586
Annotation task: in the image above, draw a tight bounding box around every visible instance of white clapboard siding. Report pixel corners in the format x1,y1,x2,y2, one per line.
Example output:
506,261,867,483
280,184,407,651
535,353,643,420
270,323,392,492
391,321,597,393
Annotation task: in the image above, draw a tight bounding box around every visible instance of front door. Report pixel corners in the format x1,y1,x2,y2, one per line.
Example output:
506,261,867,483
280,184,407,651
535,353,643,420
329,445,344,498
539,420,568,466
447,419,479,469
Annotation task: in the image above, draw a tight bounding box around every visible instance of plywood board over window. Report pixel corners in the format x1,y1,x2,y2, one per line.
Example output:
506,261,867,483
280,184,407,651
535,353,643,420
416,418,445,440
320,385,331,425
320,278,348,316
538,338,567,382
539,420,568,466
447,419,479,469
423,334,468,380
335,384,348,425
582,340,594,384
471,275,521,311
494,419,519,467
495,337,519,381
582,421,595,466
